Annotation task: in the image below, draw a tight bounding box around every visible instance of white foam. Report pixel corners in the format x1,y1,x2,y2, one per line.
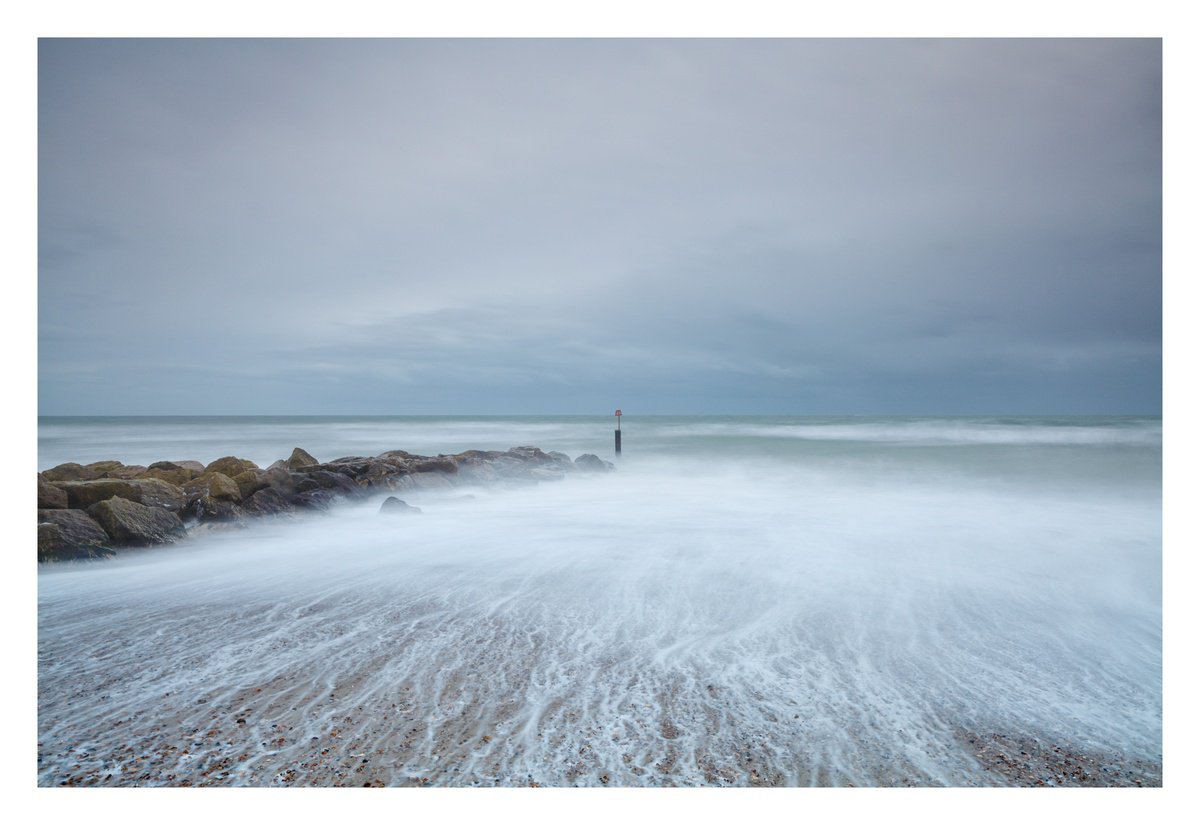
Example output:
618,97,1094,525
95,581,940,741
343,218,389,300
37,453,1161,786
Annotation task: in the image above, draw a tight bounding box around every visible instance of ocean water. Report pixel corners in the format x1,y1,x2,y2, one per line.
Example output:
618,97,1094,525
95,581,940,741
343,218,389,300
37,416,1162,786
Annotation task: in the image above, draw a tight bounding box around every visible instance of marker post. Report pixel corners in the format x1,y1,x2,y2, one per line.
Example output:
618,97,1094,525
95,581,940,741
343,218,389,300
614,409,622,456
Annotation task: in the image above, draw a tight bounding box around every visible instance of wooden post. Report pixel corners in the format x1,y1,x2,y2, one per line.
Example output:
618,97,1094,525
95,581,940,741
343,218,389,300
614,409,622,455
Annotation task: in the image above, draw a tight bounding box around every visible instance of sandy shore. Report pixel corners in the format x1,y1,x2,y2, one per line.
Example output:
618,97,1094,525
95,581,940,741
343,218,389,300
38,666,1161,787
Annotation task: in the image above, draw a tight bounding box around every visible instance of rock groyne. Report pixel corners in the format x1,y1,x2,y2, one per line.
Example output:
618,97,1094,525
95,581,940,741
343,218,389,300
38,446,614,562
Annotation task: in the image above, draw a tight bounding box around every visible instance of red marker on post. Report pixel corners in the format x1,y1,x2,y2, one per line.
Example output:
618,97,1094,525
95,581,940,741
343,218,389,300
614,409,622,456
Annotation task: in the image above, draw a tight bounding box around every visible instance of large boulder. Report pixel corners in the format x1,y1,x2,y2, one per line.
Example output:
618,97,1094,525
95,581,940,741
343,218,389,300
377,449,418,461
308,459,363,477
286,447,319,470
293,469,361,496
185,495,244,524
85,497,187,547
241,487,294,517
353,459,405,488
38,475,68,509
321,456,405,487
265,467,301,495
290,489,337,511
139,461,202,485
85,460,126,476
41,462,103,482
232,469,272,499
411,457,458,474
509,446,554,463
183,472,243,503
239,465,299,496
204,456,259,477
38,509,113,561
104,465,149,479
51,478,141,509
129,478,189,512
50,478,187,512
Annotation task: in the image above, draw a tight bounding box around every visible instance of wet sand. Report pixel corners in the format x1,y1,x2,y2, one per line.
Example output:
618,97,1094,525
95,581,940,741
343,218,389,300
37,601,1161,788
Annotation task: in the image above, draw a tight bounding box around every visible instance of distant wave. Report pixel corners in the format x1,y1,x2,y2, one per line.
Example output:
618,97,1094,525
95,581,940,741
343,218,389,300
662,419,1162,447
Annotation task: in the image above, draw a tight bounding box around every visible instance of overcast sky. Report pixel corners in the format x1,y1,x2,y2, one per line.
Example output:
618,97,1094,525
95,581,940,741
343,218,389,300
38,38,1161,415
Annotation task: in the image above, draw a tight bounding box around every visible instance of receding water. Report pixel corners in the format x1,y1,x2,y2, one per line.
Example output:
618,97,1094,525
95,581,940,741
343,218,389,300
37,416,1162,786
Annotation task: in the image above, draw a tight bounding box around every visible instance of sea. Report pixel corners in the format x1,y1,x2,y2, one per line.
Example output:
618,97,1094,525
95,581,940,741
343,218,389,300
36,415,1163,787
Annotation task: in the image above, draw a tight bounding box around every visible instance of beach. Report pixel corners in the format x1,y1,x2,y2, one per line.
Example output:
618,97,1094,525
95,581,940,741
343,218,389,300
37,416,1163,787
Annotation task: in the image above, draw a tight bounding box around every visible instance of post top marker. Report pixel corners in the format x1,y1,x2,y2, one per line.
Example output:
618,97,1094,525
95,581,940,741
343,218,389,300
615,409,622,416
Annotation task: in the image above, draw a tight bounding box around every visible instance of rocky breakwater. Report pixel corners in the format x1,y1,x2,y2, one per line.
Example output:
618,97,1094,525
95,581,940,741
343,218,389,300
37,446,614,562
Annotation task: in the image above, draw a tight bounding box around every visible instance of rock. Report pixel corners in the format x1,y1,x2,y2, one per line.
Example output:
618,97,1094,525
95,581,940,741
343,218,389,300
574,453,615,472
41,462,103,482
529,467,566,481
411,458,458,474
379,496,421,515
232,469,272,499
139,461,201,485
241,487,294,517
313,458,368,478
236,465,297,497
104,465,149,479
320,457,405,487
290,489,337,511
286,447,319,470
51,478,140,509
50,478,187,512
186,495,244,524
38,475,69,509
354,460,405,488
547,451,576,471
129,478,189,512
292,469,361,496
509,446,553,462
85,460,126,476
183,472,243,503
86,497,187,547
38,509,113,561
264,467,301,495
204,456,260,477
38,524,113,562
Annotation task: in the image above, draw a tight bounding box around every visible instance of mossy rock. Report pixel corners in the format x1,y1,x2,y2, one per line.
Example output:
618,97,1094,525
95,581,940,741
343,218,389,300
85,498,186,547
85,460,126,475
286,447,319,469
51,478,186,512
38,476,69,509
205,456,260,477
139,464,200,485
183,472,243,502
38,509,114,561
42,462,103,482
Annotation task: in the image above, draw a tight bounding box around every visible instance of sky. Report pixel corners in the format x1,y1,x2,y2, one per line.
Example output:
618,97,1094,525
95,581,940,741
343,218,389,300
37,38,1162,416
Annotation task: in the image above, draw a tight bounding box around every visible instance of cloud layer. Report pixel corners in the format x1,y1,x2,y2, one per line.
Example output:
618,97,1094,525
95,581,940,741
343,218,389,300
39,39,1161,414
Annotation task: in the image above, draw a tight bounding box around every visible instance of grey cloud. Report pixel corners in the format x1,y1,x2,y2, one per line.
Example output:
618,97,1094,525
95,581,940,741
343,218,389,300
38,38,1160,415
